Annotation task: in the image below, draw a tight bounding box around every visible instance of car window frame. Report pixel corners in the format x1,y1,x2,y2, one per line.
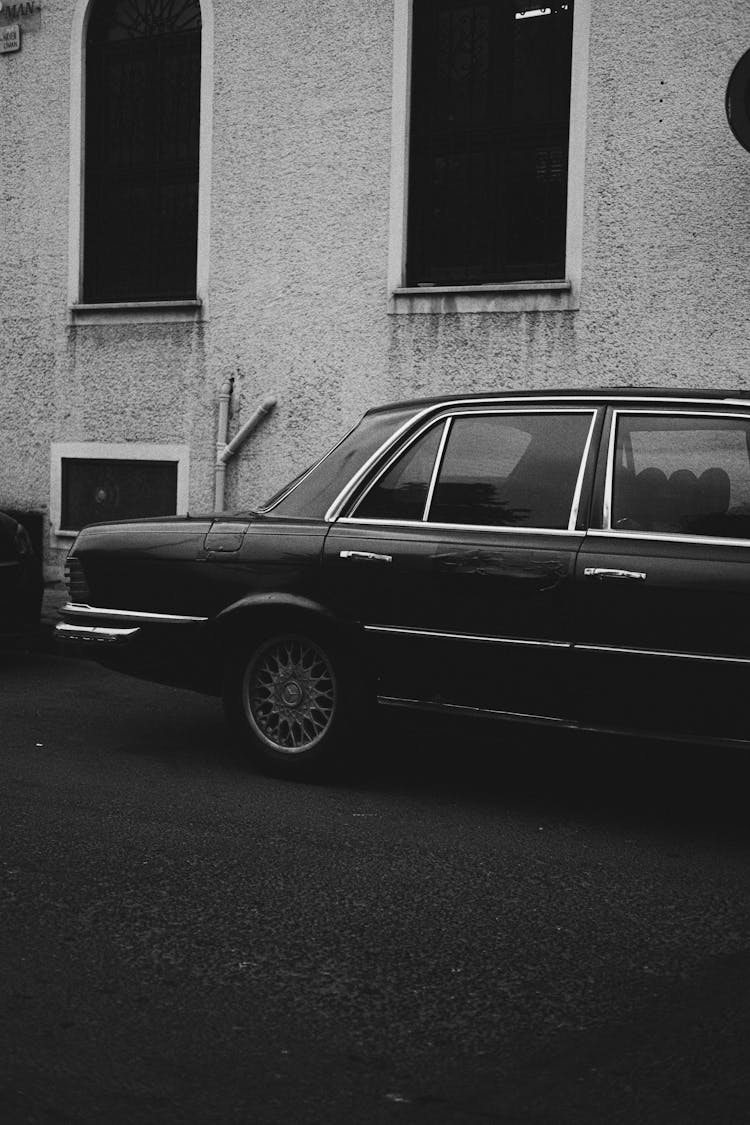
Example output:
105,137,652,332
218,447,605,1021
337,406,599,535
599,407,750,545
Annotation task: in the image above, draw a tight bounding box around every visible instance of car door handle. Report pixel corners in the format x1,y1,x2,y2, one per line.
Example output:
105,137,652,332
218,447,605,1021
339,550,393,564
584,567,647,581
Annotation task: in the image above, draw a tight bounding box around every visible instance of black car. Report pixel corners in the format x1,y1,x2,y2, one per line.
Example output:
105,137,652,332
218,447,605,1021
0,510,43,639
57,388,750,774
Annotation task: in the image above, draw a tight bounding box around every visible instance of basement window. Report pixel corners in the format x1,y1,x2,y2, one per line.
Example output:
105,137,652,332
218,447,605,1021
50,443,190,539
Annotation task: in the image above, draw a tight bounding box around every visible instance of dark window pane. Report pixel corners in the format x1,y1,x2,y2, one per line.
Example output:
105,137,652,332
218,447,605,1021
612,415,750,538
84,0,201,302
407,0,573,285
354,424,444,521
429,412,590,528
61,459,178,531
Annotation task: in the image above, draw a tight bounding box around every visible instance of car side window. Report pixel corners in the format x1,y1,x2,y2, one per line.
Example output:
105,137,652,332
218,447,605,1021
427,412,593,529
611,413,750,538
352,422,444,521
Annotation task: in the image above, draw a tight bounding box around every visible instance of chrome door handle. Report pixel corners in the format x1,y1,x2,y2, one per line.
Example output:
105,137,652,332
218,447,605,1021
584,567,646,581
339,550,392,564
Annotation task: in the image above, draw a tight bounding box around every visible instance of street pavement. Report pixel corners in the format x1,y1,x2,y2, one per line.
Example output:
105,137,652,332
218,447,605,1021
2,644,750,1124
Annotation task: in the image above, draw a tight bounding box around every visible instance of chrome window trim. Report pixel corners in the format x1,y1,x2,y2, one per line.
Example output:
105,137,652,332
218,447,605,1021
364,624,569,649
335,406,598,532
338,517,585,537
570,411,598,529
423,418,453,519
604,407,750,534
63,602,208,625
602,408,619,530
325,395,750,523
588,528,750,548
577,642,750,667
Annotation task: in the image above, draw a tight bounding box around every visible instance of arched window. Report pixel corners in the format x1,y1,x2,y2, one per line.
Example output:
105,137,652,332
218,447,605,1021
83,0,202,303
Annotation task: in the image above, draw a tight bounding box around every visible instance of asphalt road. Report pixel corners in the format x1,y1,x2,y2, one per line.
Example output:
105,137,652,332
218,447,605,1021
2,646,750,1124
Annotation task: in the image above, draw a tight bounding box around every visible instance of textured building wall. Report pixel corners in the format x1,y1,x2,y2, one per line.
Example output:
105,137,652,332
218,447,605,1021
2,0,750,581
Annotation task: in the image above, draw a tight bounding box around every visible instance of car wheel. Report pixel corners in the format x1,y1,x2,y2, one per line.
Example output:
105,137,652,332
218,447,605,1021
223,628,350,776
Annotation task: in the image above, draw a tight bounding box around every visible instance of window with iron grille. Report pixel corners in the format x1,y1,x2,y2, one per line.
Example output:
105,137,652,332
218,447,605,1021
83,0,202,303
407,0,574,286
60,458,179,531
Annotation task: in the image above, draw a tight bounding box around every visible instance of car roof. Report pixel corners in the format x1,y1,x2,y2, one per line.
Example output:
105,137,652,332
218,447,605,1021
365,386,750,418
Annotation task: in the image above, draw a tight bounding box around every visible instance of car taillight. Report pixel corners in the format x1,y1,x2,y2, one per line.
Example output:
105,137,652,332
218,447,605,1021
65,556,91,604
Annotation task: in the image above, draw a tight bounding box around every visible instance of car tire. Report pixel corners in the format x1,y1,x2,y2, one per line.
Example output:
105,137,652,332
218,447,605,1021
223,625,353,777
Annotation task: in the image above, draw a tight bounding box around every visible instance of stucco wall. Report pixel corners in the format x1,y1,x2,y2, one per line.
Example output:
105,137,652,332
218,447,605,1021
2,0,750,580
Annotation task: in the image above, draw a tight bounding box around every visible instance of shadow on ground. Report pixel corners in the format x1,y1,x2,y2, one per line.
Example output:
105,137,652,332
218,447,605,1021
4,645,750,848
338,709,750,844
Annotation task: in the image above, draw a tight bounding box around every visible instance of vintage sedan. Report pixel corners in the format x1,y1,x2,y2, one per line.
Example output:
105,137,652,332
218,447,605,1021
57,388,750,774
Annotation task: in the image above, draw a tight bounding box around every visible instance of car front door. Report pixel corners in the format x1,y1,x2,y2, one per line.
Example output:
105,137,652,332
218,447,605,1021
323,406,600,723
575,405,750,743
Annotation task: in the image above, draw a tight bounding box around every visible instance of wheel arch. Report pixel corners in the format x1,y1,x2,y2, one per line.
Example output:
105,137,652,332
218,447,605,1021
211,592,355,653
218,593,372,775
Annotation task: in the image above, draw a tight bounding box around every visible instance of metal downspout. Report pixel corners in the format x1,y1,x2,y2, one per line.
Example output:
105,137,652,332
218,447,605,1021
214,377,234,511
214,389,277,512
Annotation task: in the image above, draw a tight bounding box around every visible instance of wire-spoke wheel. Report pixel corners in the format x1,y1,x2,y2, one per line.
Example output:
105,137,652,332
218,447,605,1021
244,634,337,753
224,627,350,776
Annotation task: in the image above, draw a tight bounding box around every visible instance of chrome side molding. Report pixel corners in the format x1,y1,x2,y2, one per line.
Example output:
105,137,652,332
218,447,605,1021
62,603,207,625
364,624,569,649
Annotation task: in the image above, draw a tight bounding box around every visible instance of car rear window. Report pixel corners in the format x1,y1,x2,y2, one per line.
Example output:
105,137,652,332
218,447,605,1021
260,405,422,520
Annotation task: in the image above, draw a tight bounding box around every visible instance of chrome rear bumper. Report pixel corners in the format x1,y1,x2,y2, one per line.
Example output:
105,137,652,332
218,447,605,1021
56,622,140,645
56,603,208,648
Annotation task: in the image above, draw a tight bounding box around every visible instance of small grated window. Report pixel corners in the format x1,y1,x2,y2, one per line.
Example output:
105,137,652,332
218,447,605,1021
61,458,178,531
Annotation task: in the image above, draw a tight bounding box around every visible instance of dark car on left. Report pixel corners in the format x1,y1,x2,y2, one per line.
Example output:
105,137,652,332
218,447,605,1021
0,511,43,640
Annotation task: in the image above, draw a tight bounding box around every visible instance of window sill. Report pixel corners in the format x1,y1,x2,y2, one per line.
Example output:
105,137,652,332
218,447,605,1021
69,299,203,326
389,280,578,315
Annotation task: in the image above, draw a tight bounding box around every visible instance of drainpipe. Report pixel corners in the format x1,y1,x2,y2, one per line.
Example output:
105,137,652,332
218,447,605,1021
214,392,277,512
214,377,234,512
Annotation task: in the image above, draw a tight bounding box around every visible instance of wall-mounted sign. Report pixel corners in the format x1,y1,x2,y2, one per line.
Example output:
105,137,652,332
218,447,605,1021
726,48,750,152
0,22,19,52
0,2,39,20
0,3,40,32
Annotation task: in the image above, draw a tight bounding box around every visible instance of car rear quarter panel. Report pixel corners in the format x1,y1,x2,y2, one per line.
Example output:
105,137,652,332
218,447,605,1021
72,516,329,620
200,518,331,619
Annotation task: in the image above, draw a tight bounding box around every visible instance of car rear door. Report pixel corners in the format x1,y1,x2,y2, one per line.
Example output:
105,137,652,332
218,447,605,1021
322,405,600,722
574,403,750,743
